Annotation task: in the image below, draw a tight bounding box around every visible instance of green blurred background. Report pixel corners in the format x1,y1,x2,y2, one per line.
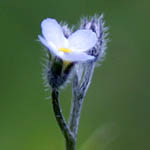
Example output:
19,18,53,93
0,0,150,150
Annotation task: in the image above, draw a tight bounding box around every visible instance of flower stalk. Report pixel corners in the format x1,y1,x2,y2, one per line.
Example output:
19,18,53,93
51,89,76,150
69,61,95,137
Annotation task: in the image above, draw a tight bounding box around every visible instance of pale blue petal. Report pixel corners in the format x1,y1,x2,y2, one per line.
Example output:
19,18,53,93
58,52,95,62
41,18,66,48
38,35,59,55
68,29,97,52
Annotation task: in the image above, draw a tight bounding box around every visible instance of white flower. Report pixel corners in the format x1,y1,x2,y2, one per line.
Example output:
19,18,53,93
38,18,98,62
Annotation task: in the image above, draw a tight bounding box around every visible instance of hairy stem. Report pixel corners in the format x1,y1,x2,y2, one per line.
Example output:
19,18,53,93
66,138,76,150
69,94,84,137
51,89,75,150
69,62,95,137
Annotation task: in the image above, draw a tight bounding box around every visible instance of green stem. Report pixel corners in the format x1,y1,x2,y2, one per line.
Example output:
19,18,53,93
51,89,75,150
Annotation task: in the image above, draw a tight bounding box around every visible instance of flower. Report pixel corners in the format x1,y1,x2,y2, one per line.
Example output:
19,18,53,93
38,18,98,62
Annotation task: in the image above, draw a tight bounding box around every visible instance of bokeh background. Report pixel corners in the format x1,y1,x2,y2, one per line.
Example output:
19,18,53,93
0,0,150,150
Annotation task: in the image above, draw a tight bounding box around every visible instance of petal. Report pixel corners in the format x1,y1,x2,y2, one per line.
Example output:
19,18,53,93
41,18,67,48
38,35,59,55
68,29,97,52
58,52,95,62
38,35,49,48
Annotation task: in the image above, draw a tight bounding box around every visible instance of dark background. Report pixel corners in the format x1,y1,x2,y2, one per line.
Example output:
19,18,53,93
0,0,150,150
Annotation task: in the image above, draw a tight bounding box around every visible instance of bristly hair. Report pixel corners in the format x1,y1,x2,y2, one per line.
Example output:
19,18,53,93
41,48,51,91
79,14,109,64
60,21,74,38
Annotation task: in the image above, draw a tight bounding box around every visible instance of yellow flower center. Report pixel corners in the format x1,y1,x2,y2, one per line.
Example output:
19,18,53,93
58,48,72,53
58,48,72,65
